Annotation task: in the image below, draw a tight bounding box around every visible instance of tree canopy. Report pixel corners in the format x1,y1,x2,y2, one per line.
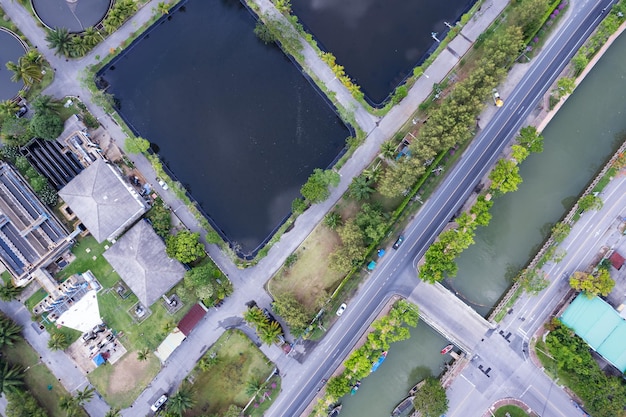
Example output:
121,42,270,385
30,111,63,140
300,168,340,203
165,230,205,264
412,377,449,417
124,136,150,154
569,270,614,297
272,293,311,337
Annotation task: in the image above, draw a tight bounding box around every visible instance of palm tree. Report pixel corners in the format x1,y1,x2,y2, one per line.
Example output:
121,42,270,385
0,100,19,118
104,408,121,417
157,1,171,14
0,361,24,395
75,386,95,405
22,49,43,66
47,332,69,351
259,320,282,345
362,165,381,183
82,27,101,47
197,353,218,371
5,56,43,88
58,395,79,417
324,211,342,230
243,306,266,327
137,347,150,361
167,383,195,416
0,284,22,302
0,316,21,348
348,175,374,201
245,378,264,397
69,36,90,58
380,140,397,160
45,28,72,57
32,95,62,115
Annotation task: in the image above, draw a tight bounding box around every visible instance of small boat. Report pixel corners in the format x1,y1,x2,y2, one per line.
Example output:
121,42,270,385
441,344,454,355
328,404,342,417
350,380,361,395
371,350,388,372
391,395,415,416
408,380,425,396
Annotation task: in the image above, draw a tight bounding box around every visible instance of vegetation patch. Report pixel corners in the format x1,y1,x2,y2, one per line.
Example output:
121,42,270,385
494,405,531,417
186,329,277,416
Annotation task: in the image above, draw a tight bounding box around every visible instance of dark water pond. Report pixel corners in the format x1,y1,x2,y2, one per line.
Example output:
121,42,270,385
32,0,111,33
98,0,349,256
291,0,475,104
0,30,25,101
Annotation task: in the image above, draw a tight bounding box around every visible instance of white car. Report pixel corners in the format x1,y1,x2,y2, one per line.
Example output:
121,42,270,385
336,303,347,317
151,394,168,412
157,179,169,190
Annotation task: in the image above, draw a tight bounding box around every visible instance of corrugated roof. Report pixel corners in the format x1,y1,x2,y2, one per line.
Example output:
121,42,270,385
561,294,626,372
178,303,207,336
154,328,186,363
610,251,625,270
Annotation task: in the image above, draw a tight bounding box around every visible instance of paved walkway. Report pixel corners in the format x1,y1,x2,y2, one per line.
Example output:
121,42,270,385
0,0,509,415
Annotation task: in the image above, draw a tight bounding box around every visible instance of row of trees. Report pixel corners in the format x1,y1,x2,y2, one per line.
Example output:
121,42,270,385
545,321,626,417
318,301,419,408
419,127,544,283
243,306,284,345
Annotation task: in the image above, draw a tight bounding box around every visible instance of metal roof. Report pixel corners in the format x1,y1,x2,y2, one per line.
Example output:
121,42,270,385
561,294,626,372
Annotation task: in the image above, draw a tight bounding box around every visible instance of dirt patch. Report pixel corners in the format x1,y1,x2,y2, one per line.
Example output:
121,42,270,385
107,352,153,394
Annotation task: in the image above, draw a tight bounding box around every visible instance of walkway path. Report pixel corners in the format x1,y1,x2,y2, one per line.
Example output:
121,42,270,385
0,0,509,415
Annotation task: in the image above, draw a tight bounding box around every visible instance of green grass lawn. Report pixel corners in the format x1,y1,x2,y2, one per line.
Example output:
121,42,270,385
494,405,531,417
1,270,11,285
56,235,121,288
187,330,278,416
2,339,87,417
25,288,47,311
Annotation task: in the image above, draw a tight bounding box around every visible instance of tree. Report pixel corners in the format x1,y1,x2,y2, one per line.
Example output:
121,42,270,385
157,1,171,14
300,168,340,203
1,117,31,146
517,126,544,153
0,361,24,395
6,390,47,417
59,395,79,417
355,203,389,244
0,316,21,348
348,174,374,201
272,293,310,336
380,140,397,160
167,383,195,416
572,53,588,74
489,159,522,193
258,320,282,345
183,264,215,300
324,211,342,230
243,306,267,327
137,347,150,361
326,375,351,399
557,77,576,96
5,52,44,88
145,201,171,237
511,144,529,164
291,197,307,214
517,268,549,295
245,378,264,397
329,219,367,273
551,222,571,244
83,27,101,47
75,386,95,405
0,100,19,118
32,95,62,115
470,195,493,227
37,184,58,206
30,112,63,140
165,230,205,264
274,0,292,14
569,270,614,297
391,85,408,104
46,28,73,56
0,283,22,302
254,22,276,44
124,136,150,154
412,377,448,417
47,331,69,350
223,405,244,417
578,194,603,211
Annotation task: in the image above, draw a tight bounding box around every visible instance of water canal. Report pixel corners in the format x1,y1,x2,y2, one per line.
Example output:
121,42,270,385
337,321,452,417
446,32,626,317
99,0,349,256
291,0,476,104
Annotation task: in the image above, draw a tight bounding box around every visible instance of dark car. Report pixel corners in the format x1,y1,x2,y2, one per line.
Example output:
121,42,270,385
392,235,405,249
15,106,27,118
82,332,97,342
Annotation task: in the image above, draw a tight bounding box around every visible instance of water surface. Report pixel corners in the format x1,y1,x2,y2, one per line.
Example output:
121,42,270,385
0,30,25,100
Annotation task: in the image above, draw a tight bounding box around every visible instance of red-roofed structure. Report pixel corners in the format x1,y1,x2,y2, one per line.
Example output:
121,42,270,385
609,251,625,270
178,303,208,336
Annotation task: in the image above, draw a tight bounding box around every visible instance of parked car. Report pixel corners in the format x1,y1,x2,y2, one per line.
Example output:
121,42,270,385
150,394,168,412
336,303,347,317
93,323,106,334
392,235,405,249
157,178,169,190
15,106,27,118
82,332,97,342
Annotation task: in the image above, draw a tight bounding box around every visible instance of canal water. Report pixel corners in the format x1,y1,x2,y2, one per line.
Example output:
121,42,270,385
98,0,349,256
337,321,451,417
291,0,476,104
446,32,626,317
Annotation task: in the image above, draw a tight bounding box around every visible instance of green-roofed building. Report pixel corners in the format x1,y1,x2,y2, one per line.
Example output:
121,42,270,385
560,293,626,372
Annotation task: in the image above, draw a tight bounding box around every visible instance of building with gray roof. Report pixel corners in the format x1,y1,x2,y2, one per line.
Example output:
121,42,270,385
59,158,147,242
0,163,72,285
103,220,185,306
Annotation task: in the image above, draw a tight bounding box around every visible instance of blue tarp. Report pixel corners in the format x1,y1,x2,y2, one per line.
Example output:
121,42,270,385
92,354,105,367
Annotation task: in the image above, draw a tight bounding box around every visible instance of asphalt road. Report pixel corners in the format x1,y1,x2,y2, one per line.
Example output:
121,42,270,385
266,0,617,416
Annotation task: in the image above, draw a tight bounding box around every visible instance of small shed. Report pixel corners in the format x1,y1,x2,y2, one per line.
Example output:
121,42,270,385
610,251,625,270
178,303,208,336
